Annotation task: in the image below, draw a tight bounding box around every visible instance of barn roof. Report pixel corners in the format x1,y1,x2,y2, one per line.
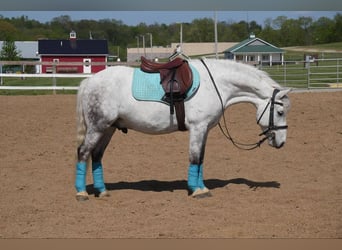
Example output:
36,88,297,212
38,39,108,55
224,36,283,54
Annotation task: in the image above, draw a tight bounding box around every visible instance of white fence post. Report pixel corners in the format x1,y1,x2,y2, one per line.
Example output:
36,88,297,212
307,61,310,89
0,63,2,86
52,63,57,94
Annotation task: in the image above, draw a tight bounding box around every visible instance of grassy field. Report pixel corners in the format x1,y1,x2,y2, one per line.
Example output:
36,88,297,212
1,77,83,86
261,59,342,88
288,42,342,51
283,42,342,61
0,77,84,95
259,43,342,88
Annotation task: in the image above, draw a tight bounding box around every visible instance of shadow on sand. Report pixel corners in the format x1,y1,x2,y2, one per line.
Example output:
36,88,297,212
86,178,280,195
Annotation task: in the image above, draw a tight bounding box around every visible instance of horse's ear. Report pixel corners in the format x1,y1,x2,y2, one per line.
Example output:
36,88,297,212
278,88,291,99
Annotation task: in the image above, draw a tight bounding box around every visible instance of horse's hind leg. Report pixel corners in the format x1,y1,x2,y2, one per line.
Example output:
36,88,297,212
75,130,105,201
75,127,115,201
91,127,116,198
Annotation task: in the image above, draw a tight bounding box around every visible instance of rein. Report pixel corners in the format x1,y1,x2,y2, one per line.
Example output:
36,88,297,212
200,58,285,150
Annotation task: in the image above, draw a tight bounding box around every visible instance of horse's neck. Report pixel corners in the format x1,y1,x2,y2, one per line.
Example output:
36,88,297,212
226,85,271,108
221,71,274,108
196,59,275,109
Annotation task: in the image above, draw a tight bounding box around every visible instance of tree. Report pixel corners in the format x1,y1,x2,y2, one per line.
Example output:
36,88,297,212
259,19,281,46
333,13,342,42
299,17,313,45
248,21,262,35
312,17,335,44
0,39,21,75
0,39,21,60
0,20,18,40
188,18,215,42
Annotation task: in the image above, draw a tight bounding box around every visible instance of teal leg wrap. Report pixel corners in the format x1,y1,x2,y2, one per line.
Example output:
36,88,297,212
198,164,205,189
75,162,87,192
92,162,106,193
187,164,205,192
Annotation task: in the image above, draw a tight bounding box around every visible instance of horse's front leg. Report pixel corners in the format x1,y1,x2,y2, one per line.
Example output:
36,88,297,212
188,125,212,198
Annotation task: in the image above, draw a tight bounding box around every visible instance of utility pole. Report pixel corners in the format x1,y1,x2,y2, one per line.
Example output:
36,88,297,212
135,36,140,59
140,35,146,57
179,23,183,51
214,11,218,59
146,33,153,57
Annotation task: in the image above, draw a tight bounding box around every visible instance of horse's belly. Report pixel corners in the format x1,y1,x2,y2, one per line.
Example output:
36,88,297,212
115,101,178,134
116,104,180,134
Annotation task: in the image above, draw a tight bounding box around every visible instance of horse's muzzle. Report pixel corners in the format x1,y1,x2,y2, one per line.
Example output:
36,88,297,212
268,132,285,149
275,141,285,149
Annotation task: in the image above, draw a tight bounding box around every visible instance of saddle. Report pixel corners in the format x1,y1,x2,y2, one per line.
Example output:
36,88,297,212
140,56,193,131
140,56,193,95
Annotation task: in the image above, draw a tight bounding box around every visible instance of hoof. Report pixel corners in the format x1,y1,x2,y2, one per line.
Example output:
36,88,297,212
98,190,110,199
191,187,212,198
76,191,89,201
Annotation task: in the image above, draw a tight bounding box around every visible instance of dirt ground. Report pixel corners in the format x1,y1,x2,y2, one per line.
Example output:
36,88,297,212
0,90,341,238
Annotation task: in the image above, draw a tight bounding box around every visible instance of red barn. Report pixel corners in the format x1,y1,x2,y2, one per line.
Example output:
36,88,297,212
38,31,108,74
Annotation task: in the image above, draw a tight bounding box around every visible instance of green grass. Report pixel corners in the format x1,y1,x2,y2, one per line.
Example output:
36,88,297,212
258,43,342,88
1,77,84,87
283,42,342,61
0,77,84,95
300,42,342,51
261,59,341,88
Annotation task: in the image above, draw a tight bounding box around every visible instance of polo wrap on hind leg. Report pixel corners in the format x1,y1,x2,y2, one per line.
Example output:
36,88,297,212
92,162,106,193
75,162,87,192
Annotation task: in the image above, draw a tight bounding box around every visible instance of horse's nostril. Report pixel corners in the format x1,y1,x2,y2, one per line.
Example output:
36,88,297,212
276,142,285,149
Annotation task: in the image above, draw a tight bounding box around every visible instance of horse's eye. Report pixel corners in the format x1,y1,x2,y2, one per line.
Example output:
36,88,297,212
277,111,284,116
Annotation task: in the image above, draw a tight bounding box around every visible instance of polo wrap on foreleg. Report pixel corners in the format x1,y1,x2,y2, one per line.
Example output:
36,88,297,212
188,164,205,192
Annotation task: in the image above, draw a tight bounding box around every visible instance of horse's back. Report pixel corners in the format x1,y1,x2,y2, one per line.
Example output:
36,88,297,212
79,66,134,100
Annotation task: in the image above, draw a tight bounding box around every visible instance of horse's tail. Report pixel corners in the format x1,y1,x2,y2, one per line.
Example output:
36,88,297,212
76,81,87,148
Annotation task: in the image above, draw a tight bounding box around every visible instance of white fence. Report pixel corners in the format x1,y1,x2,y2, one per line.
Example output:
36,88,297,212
0,73,90,91
0,61,139,92
0,59,341,92
259,58,342,89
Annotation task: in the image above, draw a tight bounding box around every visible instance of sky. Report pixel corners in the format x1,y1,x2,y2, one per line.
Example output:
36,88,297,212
0,11,340,26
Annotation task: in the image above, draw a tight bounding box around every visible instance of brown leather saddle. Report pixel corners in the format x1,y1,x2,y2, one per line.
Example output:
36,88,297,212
140,56,193,131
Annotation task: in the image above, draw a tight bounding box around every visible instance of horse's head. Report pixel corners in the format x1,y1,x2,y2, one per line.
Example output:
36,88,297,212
256,88,291,149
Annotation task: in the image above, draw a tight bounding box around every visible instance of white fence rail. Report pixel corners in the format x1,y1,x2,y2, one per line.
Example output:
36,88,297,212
0,59,341,92
0,61,139,92
0,72,90,91
259,58,342,89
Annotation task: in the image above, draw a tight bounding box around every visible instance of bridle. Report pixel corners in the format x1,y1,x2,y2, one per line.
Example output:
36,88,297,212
200,58,288,150
256,88,288,139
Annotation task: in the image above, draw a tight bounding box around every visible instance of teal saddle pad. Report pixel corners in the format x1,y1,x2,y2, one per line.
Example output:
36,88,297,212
132,65,200,104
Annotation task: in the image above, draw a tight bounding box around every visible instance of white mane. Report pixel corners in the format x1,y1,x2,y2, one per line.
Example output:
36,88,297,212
197,58,281,91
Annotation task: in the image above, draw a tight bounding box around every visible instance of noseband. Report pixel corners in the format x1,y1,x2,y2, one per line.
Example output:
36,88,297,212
201,58,288,150
257,88,288,139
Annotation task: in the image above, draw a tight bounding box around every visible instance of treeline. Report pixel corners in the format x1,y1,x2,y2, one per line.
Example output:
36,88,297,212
0,13,342,60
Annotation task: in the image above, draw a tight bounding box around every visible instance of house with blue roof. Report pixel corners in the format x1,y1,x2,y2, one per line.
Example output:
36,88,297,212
38,31,108,74
224,34,284,66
